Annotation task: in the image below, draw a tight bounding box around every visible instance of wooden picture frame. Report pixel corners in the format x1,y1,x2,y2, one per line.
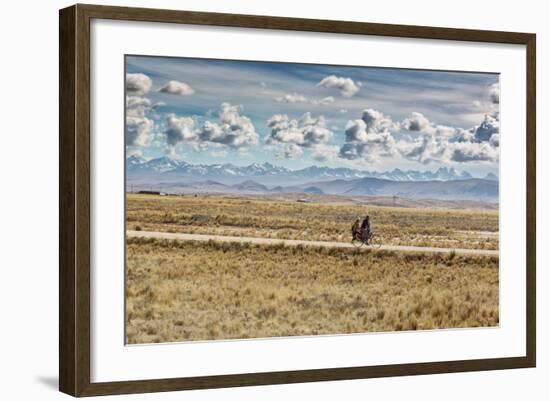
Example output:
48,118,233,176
59,3,536,397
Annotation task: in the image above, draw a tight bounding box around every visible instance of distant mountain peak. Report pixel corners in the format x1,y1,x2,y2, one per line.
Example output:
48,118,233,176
126,155,476,183
126,154,146,165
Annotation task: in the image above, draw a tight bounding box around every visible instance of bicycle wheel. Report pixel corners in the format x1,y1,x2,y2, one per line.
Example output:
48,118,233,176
351,237,364,248
368,234,382,249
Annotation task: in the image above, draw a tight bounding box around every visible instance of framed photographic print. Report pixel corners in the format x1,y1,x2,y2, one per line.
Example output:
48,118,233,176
59,4,536,397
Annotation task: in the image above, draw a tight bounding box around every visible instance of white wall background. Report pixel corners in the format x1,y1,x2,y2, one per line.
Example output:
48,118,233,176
0,0,545,399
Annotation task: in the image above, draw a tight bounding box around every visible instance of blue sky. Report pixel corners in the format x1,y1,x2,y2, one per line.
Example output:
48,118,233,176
125,55,500,176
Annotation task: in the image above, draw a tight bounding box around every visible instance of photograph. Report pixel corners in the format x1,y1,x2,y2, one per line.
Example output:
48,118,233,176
124,55,500,345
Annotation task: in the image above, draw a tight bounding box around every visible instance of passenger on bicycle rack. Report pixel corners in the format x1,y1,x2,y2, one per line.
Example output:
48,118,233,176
351,217,361,240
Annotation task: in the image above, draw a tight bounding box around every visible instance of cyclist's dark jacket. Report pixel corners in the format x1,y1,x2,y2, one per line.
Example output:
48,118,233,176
360,216,370,231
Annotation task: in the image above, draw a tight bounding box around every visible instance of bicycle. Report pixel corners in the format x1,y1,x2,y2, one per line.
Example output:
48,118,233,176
351,229,382,249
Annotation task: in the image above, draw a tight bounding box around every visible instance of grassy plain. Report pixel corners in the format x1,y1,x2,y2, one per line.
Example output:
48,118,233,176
127,193,499,250
126,237,499,344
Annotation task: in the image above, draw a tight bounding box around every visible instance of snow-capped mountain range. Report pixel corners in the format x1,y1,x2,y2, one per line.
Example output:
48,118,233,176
127,155,496,182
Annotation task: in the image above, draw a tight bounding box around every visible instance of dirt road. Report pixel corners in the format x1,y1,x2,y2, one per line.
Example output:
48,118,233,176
127,230,498,257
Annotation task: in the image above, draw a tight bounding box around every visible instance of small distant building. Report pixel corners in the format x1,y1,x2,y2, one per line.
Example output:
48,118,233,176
138,190,162,195
297,198,312,203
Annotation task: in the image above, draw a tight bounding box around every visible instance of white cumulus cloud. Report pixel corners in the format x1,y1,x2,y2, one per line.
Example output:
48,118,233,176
159,80,195,96
337,107,499,165
197,103,259,149
473,114,499,142
338,109,399,162
317,75,360,97
402,112,431,132
449,141,499,162
398,134,450,164
275,92,308,103
126,73,152,96
266,112,333,159
126,95,154,146
163,103,258,153
312,144,340,162
398,112,500,164
165,114,196,149
278,143,303,159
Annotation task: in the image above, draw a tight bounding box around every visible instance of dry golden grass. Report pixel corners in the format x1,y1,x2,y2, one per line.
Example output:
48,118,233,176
127,194,499,250
126,237,499,344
